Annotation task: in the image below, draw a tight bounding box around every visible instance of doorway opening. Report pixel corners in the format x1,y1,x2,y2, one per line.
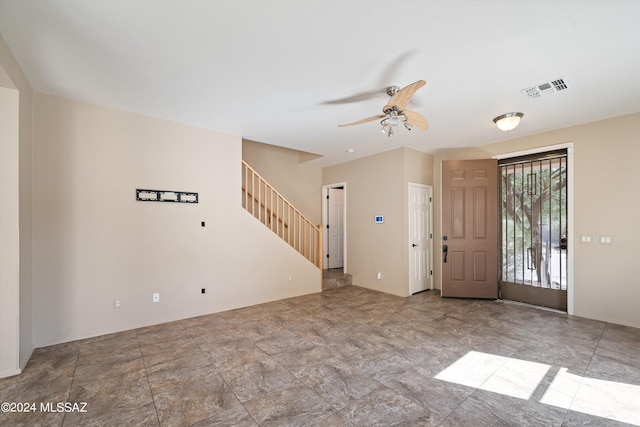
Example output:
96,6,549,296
322,183,347,272
409,183,434,294
498,148,569,311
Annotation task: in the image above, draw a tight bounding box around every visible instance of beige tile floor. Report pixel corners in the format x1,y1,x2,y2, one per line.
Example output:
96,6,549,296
1,286,639,426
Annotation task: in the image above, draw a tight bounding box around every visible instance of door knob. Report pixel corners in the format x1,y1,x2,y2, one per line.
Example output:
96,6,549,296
412,243,418,247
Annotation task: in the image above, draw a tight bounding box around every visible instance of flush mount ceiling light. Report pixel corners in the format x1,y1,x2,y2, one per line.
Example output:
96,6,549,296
493,112,523,132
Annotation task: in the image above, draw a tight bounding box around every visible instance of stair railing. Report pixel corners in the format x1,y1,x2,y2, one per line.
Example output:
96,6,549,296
242,161,322,268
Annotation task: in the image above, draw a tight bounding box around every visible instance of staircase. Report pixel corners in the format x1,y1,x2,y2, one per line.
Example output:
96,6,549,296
242,161,322,268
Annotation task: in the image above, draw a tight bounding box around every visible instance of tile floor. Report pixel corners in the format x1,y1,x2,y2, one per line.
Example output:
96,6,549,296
1,286,639,426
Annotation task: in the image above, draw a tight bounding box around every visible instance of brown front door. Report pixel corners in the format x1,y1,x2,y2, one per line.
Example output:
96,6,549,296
442,159,498,298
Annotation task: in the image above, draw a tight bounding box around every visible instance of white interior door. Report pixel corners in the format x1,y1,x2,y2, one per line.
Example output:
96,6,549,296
409,183,433,294
328,188,344,269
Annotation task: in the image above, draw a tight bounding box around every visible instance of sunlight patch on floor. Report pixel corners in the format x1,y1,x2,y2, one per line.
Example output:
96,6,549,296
542,367,640,426
434,351,550,399
436,351,640,426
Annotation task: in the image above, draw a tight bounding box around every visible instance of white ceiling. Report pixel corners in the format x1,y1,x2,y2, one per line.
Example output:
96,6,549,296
2,0,639,166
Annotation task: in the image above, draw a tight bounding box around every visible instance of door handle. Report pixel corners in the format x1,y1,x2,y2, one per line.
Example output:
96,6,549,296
443,244,448,263
412,243,418,247
559,236,568,250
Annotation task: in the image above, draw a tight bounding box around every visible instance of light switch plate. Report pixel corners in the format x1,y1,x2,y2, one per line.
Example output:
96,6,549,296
599,236,612,245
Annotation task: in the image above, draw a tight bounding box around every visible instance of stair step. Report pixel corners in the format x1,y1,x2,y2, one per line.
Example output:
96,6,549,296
322,269,352,291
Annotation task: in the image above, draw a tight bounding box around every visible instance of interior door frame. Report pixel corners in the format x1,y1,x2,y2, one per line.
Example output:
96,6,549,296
493,142,574,315
408,183,434,294
322,182,347,272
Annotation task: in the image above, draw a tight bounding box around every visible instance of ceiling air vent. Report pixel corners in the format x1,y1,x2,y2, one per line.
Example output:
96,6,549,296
522,78,568,99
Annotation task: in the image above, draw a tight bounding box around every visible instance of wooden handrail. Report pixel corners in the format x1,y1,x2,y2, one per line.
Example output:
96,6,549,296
242,186,289,230
242,161,322,268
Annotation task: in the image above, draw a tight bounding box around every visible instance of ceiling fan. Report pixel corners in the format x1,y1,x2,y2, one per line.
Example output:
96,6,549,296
338,80,428,137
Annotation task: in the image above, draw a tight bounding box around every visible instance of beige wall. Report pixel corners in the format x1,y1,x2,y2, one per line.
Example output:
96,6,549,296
242,139,322,224
0,35,34,377
32,94,320,346
323,147,434,297
433,114,640,327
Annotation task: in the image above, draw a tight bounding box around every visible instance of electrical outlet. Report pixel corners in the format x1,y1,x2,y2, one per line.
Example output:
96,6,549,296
201,288,206,294
152,293,160,303
288,275,293,282
377,272,382,280
114,299,121,309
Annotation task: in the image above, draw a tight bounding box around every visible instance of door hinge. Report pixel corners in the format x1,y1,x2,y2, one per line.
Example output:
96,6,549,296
326,224,329,229
430,233,433,239
326,254,330,258
430,270,433,276
429,196,432,202
326,195,329,199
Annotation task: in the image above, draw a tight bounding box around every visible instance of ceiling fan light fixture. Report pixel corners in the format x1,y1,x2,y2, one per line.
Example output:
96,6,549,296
338,80,428,136
493,112,524,131
381,116,399,137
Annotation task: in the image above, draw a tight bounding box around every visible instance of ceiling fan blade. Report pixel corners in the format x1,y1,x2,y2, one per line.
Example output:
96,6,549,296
403,109,428,130
384,80,426,112
338,114,386,127
322,88,386,105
